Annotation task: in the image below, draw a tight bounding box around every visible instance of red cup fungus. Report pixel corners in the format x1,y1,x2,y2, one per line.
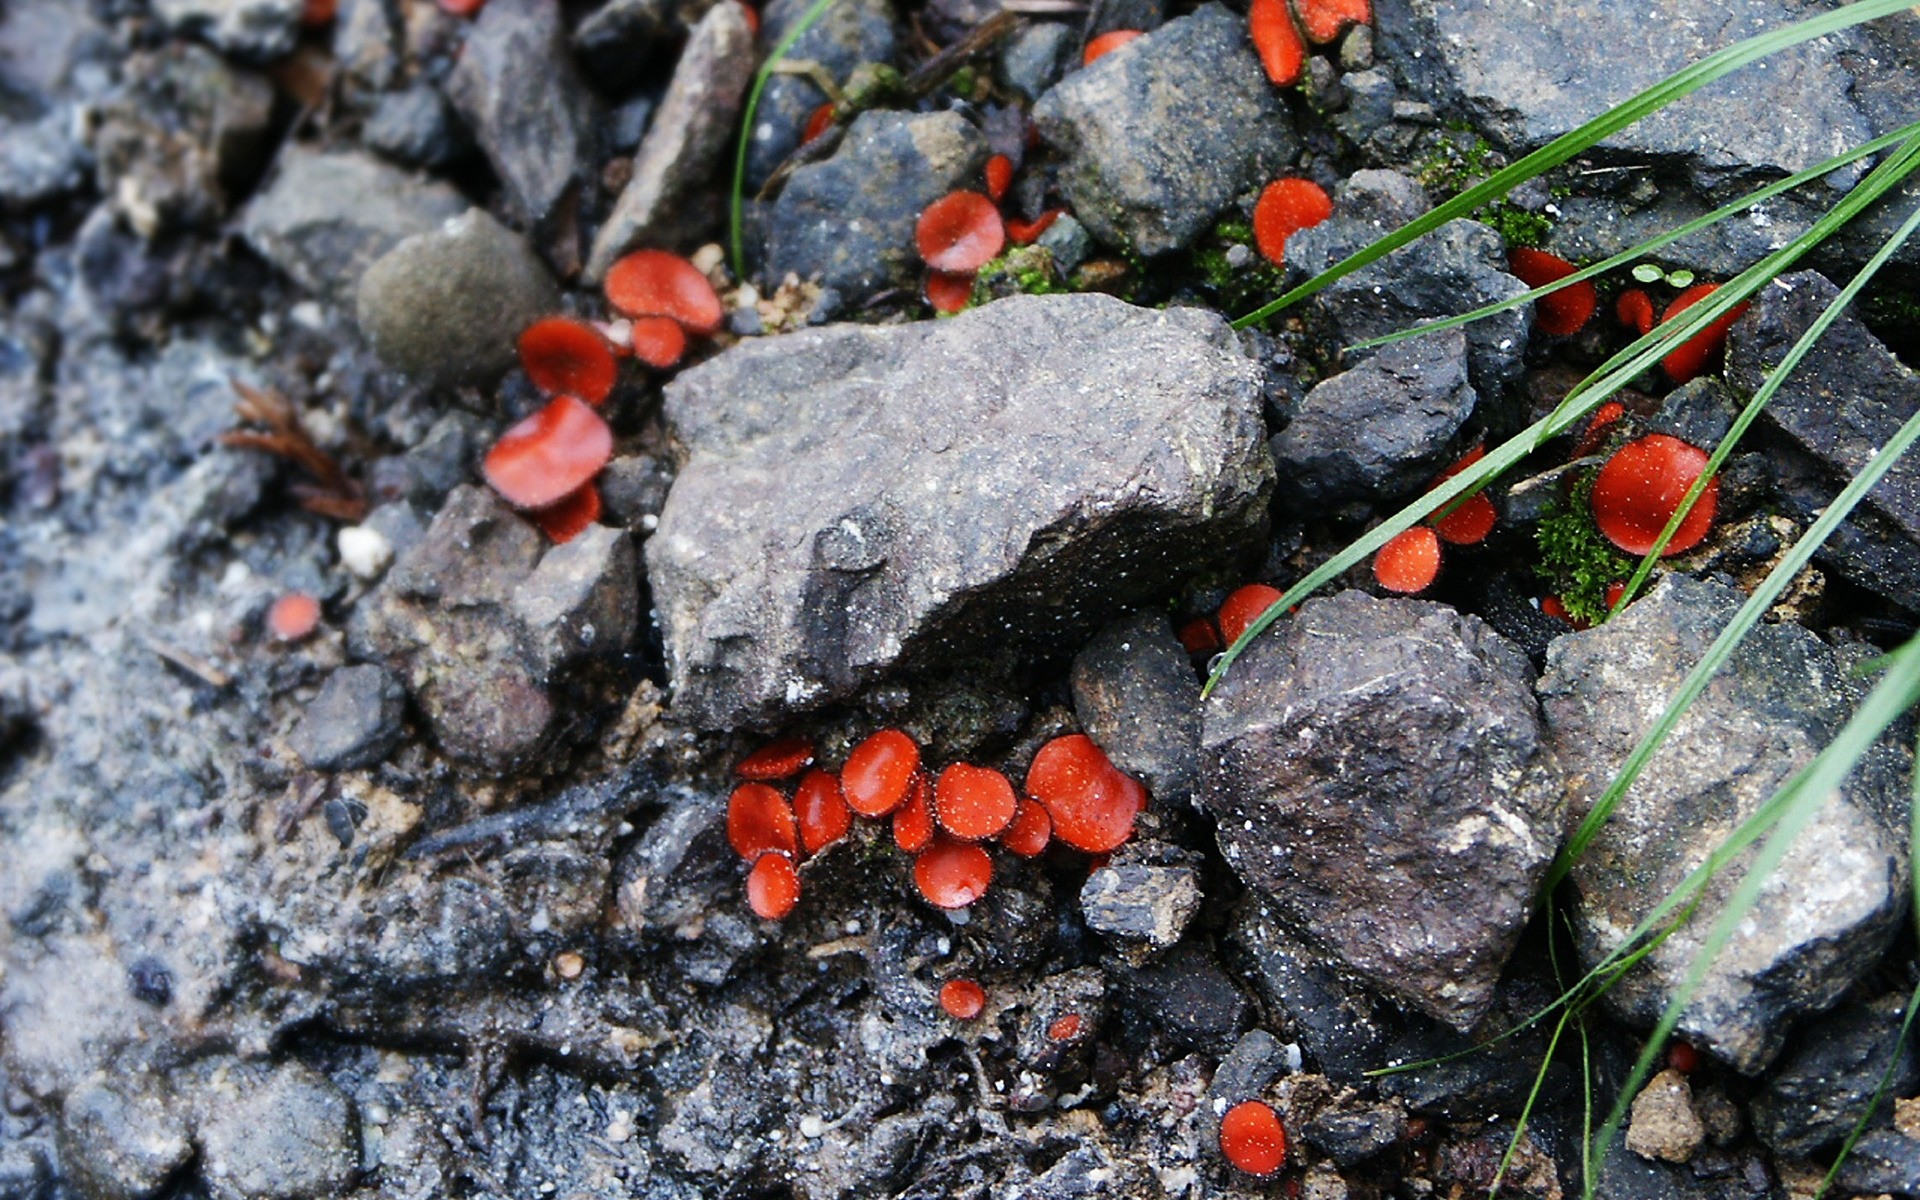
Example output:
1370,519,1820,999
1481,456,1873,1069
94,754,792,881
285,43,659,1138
1177,616,1224,656
1572,401,1627,459
842,728,921,817
793,768,851,855
629,316,689,370
1605,580,1628,610
1373,525,1441,594
925,270,976,314
728,781,800,862
1589,434,1717,557
1540,594,1575,625
1293,0,1369,43
1616,288,1656,336
1025,734,1144,854
1083,29,1142,65
917,192,1006,274
984,154,1014,203
802,102,836,145
1506,248,1596,337
1248,0,1305,86
529,481,602,544
1667,1041,1701,1073
302,0,337,25
736,736,816,781
1427,447,1497,547
913,838,994,909
935,763,1019,841
604,249,723,337
1006,209,1064,246
893,772,936,854
1217,583,1284,646
518,316,618,406
268,592,321,641
1659,283,1749,384
940,979,987,1020
746,852,800,920
1220,1100,1289,1176
1047,1013,1083,1040
438,0,485,14
999,798,1053,858
1252,178,1333,268
483,395,613,511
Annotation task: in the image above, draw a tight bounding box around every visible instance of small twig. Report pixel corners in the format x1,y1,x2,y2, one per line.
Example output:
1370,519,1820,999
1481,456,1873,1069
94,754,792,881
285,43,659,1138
219,380,367,522
144,636,233,688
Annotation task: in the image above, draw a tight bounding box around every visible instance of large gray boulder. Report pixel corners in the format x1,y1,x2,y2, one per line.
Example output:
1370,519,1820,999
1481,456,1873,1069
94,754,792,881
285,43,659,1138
648,293,1274,729
1540,575,1910,1073
1199,591,1562,1031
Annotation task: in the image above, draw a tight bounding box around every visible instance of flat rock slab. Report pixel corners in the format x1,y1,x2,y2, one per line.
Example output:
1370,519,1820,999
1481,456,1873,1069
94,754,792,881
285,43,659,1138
1199,591,1561,1031
1540,575,1910,1074
648,293,1273,729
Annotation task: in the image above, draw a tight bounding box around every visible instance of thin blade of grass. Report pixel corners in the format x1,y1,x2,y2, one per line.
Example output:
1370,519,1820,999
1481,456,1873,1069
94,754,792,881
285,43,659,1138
728,0,840,280
1229,0,1916,331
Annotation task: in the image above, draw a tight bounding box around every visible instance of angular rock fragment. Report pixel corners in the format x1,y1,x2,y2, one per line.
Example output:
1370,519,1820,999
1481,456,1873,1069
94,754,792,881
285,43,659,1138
188,1060,360,1200
1200,590,1561,1030
1541,575,1910,1073
289,664,406,772
1750,993,1919,1156
1080,859,1202,951
648,293,1273,728
1069,609,1199,803
150,0,302,61
57,1073,193,1200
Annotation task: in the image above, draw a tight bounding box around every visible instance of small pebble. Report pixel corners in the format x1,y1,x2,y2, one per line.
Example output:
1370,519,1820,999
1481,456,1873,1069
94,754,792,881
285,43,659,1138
337,524,394,579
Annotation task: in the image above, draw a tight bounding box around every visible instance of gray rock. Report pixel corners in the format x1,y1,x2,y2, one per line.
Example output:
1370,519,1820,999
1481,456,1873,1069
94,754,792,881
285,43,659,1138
1376,0,1877,196
355,208,559,390
1540,575,1910,1074
1200,591,1562,1031
0,1143,50,1200
241,147,466,302
1834,1129,1920,1197
745,0,897,190
1750,994,1919,1156
1069,609,1199,803
996,22,1073,103
1268,328,1476,512
598,454,674,527
1108,938,1250,1053
760,110,988,312
1726,270,1920,612
288,664,406,771
1626,1069,1705,1164
1334,68,1396,143
149,0,302,61
509,523,639,677
573,0,672,84
0,109,87,210
1210,1029,1286,1104
332,0,399,93
363,85,470,171
191,1061,359,1200
57,1074,193,1200
0,0,113,104
1304,1105,1408,1167
1228,894,1395,1083
444,0,601,226
648,293,1272,728
1032,5,1297,256
585,2,755,276
1079,861,1202,950
1035,213,1093,276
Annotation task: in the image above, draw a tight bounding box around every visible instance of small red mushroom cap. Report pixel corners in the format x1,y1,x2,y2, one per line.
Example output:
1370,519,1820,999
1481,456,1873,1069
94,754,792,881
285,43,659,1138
483,396,613,510
1083,29,1142,65
842,728,921,817
529,482,602,544
1248,0,1305,86
1589,434,1718,557
746,853,800,920
604,249,723,337
1252,178,1333,267
1573,401,1627,459
1220,1100,1289,1176
925,270,976,314
1006,209,1064,246
940,978,987,1020
934,763,1019,841
737,736,816,781
984,154,1014,203
728,782,799,862
1616,288,1656,336
1373,525,1442,594
268,592,321,641
629,316,689,369
1025,734,1144,854
893,772,936,854
1659,283,1749,384
999,798,1053,858
1507,248,1596,337
802,102,836,145
1177,616,1223,656
917,192,1006,273
1294,0,1370,44
793,768,851,855
1667,1041,1701,1073
913,838,994,909
1428,448,1497,547
1217,584,1284,646
518,316,618,406
1047,1013,1083,1040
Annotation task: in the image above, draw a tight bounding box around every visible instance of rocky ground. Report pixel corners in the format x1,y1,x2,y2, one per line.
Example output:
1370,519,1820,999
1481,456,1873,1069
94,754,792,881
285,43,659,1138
5,1,1920,1198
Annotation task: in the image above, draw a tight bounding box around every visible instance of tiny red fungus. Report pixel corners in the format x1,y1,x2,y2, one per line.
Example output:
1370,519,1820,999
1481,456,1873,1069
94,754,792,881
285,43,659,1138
1428,447,1497,547
1220,1100,1288,1176
802,102,835,145
984,154,1014,203
1006,209,1063,246
934,763,1018,841
917,191,1006,274
793,768,851,854
1293,0,1369,43
746,852,800,920
268,592,321,641
913,838,993,909
1083,29,1142,65
842,728,921,817
999,798,1053,858
1605,580,1628,610
1507,248,1596,337
438,0,485,14
738,0,759,36
603,249,723,337
1047,1013,1083,1040
301,0,337,25
1252,178,1333,267
1572,400,1627,459
1177,616,1223,655
1668,1041,1701,1073
1025,734,1144,854
518,316,617,405
629,316,689,370
1248,0,1305,86
737,736,816,781
940,978,987,1020
483,395,613,510
529,482,601,544
925,270,975,314
1373,525,1441,594
728,782,799,862
1616,288,1656,336
1659,283,1749,384
893,773,936,854
1540,595,1575,625
1217,584,1284,646
1590,434,1717,557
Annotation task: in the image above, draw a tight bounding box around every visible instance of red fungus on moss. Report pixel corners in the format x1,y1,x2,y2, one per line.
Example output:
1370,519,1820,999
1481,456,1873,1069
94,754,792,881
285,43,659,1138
999,798,1053,858
894,772,936,854
940,978,987,1020
1659,283,1749,384
1427,448,1497,547
529,482,602,544
1540,595,1576,625
1373,525,1441,594
1248,0,1305,86
746,852,800,919
1220,1100,1289,1176
1006,209,1064,246
843,728,921,817
1025,734,1144,854
1572,400,1627,459
1252,178,1333,267
728,782,800,861
984,154,1014,203
1590,434,1718,557
1047,1013,1083,1040
1507,248,1596,337
519,316,618,405
935,763,1019,841
1293,0,1369,43
1083,29,1143,65
268,592,321,641
738,737,815,781
483,396,613,510
793,768,851,854
1605,580,1628,610
917,191,1006,273
914,838,994,908
629,316,689,370
925,270,975,314
604,249,723,337
1616,288,1656,336
1217,583,1284,646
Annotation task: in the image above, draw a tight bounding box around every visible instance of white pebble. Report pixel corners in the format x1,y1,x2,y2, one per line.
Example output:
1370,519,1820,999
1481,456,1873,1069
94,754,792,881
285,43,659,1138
337,525,394,580
799,1115,826,1139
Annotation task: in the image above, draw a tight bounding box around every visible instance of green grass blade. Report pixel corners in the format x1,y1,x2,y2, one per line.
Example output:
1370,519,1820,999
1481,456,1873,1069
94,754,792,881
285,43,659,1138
1228,0,1916,331
1345,120,1920,355
728,0,840,280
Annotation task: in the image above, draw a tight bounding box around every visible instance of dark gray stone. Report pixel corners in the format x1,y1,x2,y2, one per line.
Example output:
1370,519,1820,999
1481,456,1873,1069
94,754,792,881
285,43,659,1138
150,0,302,61
189,1061,359,1200
355,208,560,390
1031,5,1298,256
760,110,987,312
1726,270,1920,612
0,1142,50,1200
1210,1029,1286,1105
1540,575,1911,1074
1834,1129,1920,1197
996,23,1073,103
1335,68,1396,143
586,2,755,275
363,85,470,171
332,0,399,93
57,1074,193,1200
289,664,406,771
509,523,639,677
1228,895,1395,1083
1201,591,1562,1031
598,454,674,527
1069,609,1199,803
573,0,672,84
1750,994,1919,1156
744,0,897,190
444,0,602,226
1268,328,1477,512
1109,938,1250,1053
1036,213,1093,276
648,293,1272,728
0,111,88,210
1079,861,1202,950
1305,1104,1408,1167
241,147,467,303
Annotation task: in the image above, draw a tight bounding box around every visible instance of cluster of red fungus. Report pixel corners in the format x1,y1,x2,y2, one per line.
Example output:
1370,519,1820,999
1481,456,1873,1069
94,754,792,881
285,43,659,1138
1506,249,1748,385
1249,0,1370,87
1361,446,1499,596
